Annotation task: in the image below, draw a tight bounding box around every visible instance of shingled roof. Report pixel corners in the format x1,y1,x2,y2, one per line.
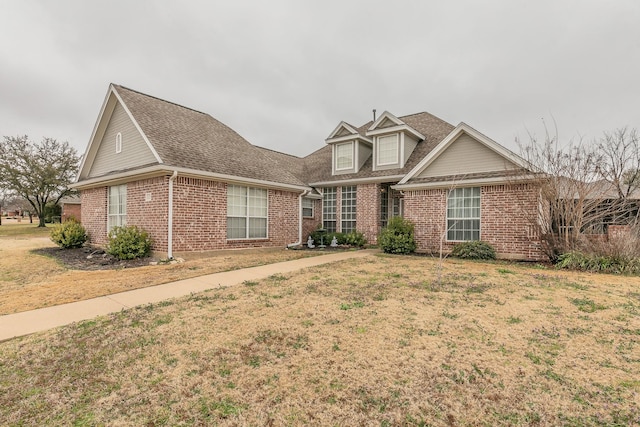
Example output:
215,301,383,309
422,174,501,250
113,85,306,187
301,111,455,184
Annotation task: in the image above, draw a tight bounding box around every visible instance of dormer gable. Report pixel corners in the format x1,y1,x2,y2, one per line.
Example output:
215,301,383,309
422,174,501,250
326,121,372,175
365,111,425,171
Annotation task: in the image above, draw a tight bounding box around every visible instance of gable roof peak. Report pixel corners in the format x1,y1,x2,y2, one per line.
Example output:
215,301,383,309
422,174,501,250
111,84,210,118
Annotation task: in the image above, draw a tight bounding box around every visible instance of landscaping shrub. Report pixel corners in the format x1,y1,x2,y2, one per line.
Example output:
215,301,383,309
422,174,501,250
556,250,640,274
50,219,87,249
450,241,496,260
106,225,152,260
379,217,416,254
344,231,367,247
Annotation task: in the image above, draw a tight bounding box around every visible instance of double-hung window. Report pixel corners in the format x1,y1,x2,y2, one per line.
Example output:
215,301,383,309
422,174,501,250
302,198,314,218
108,184,127,230
447,187,480,241
227,185,268,239
322,187,337,232
377,134,399,166
341,185,357,233
335,142,354,171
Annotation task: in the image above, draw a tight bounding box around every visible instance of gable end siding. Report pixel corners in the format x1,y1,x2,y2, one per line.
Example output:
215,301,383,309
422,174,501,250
89,101,157,178
418,134,517,179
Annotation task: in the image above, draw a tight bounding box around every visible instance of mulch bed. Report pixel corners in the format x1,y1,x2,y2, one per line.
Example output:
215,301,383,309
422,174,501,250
33,246,153,271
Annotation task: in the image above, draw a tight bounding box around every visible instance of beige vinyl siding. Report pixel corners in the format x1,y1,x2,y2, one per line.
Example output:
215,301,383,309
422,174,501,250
357,142,372,171
378,118,397,129
89,102,157,178
418,134,518,178
335,126,354,137
403,134,419,165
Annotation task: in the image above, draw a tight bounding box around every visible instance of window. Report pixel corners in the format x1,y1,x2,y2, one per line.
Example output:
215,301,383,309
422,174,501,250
108,184,127,230
115,132,122,154
335,142,354,170
447,187,480,241
323,187,337,232
377,134,398,166
341,185,356,233
227,185,268,239
302,198,314,218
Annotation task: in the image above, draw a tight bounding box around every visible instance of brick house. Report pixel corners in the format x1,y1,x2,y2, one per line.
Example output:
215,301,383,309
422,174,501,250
73,84,544,260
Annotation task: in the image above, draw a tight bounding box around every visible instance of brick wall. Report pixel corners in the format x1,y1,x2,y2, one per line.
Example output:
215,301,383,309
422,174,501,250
302,198,322,242
127,176,170,252
404,183,544,261
62,203,81,222
81,176,302,253
356,183,380,243
172,177,300,251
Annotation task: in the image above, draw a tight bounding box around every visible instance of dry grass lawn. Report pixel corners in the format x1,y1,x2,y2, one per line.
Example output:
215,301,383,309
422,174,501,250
1,253,639,425
0,224,323,314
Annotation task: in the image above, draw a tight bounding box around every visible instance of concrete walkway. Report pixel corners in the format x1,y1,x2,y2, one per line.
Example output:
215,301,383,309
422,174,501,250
0,250,376,341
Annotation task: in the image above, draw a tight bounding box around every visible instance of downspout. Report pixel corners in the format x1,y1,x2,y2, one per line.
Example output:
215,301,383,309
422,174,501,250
167,171,178,259
287,190,310,248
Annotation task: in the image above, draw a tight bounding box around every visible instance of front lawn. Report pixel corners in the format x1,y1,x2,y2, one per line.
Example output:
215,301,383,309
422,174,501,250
1,255,638,425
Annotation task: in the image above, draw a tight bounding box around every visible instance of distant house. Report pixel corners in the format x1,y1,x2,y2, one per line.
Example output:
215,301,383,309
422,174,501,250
72,84,545,260
60,194,82,222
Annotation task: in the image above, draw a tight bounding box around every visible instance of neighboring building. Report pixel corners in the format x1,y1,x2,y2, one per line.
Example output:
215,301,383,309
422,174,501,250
60,194,82,222
73,84,544,260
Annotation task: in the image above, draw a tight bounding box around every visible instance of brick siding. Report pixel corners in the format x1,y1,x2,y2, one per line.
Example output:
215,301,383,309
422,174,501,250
302,198,322,242
82,176,302,254
81,186,108,245
404,183,544,261
356,183,380,244
62,203,81,222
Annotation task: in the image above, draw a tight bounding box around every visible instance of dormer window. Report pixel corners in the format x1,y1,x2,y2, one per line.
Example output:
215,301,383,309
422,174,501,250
335,142,354,171
115,132,122,154
377,134,399,166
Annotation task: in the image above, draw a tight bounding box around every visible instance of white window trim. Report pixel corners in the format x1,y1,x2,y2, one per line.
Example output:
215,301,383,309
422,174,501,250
446,187,481,242
115,132,122,154
302,198,314,218
334,141,354,171
376,134,399,167
107,184,127,231
322,187,337,232
226,185,269,240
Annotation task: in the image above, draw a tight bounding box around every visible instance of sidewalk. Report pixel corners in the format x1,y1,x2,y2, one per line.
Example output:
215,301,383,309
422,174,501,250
0,250,376,341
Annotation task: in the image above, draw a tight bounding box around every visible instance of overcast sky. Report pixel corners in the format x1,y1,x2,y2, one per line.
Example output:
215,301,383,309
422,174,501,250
0,1,638,158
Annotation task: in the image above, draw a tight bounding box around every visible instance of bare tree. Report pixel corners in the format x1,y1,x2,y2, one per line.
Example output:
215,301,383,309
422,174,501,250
519,126,640,260
0,136,79,227
595,127,640,198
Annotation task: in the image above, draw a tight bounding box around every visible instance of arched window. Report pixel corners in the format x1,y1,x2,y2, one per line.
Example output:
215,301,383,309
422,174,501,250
115,132,122,154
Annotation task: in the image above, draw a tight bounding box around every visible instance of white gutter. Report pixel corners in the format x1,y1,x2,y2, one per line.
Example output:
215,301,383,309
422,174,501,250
287,190,310,248
167,171,178,259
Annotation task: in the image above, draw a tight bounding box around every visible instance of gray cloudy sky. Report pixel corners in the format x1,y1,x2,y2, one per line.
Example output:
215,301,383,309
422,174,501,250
1,0,638,158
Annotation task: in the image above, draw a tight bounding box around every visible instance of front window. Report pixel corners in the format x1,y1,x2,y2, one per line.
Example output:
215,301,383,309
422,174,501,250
377,134,399,166
227,185,268,239
302,198,314,218
322,187,337,232
341,185,356,233
447,187,480,241
108,184,127,230
335,142,354,171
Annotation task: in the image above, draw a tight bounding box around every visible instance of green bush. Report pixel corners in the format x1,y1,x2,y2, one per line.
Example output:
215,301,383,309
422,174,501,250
450,241,496,260
50,219,87,249
106,225,152,260
344,231,367,247
557,250,640,274
379,217,416,254
308,230,366,247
